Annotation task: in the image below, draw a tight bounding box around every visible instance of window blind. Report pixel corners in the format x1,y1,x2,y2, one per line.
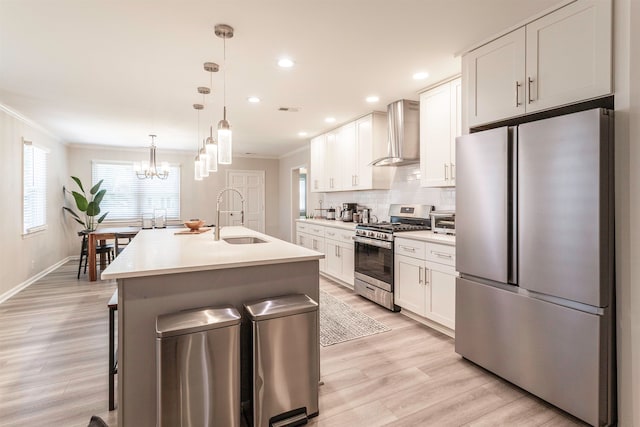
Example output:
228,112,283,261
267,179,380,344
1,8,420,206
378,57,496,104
92,161,181,221
23,141,47,234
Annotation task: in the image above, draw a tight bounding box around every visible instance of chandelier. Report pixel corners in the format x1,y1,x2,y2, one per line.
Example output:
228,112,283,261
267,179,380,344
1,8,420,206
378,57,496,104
134,134,169,180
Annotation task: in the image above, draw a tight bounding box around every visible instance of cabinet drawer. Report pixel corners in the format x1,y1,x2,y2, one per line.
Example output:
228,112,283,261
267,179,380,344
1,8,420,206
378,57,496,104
425,242,455,266
325,227,354,243
395,238,426,259
307,225,325,238
296,222,309,233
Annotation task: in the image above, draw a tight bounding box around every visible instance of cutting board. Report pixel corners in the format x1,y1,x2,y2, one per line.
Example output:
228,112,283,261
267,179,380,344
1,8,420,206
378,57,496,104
174,227,212,235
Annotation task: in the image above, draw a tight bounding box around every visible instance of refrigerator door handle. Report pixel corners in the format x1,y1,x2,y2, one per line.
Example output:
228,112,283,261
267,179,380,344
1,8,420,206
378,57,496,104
508,126,518,285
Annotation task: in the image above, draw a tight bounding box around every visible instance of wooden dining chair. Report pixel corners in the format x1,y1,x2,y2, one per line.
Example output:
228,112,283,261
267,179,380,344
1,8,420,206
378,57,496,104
115,232,135,257
77,231,114,279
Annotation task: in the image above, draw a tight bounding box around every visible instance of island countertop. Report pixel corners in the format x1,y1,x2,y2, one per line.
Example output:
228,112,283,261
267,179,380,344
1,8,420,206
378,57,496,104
101,226,324,280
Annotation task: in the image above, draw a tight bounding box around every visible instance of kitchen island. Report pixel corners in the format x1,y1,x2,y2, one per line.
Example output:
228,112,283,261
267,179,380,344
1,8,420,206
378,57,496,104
102,226,324,426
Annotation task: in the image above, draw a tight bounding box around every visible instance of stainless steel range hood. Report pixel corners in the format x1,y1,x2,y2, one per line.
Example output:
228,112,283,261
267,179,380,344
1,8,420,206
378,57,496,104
370,99,420,166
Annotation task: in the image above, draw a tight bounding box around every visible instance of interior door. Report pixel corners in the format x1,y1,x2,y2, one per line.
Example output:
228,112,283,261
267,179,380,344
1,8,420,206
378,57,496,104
455,127,513,284
225,170,265,232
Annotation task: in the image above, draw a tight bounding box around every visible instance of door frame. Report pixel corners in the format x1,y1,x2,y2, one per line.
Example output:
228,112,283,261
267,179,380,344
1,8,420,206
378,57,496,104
290,164,308,242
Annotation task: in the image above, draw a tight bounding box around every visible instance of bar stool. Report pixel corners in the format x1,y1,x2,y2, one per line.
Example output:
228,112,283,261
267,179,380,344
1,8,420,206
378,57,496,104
108,289,118,411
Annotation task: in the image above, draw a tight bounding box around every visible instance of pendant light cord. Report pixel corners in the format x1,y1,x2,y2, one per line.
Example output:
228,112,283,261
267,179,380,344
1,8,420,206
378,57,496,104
223,35,227,119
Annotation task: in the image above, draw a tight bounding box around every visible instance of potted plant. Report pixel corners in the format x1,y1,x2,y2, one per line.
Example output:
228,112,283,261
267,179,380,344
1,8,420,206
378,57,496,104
63,176,108,231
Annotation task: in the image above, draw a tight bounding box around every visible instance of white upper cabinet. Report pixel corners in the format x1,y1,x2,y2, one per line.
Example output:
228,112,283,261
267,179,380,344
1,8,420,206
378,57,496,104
466,28,526,127
420,77,461,187
309,134,327,191
465,0,612,127
310,112,390,192
525,0,612,113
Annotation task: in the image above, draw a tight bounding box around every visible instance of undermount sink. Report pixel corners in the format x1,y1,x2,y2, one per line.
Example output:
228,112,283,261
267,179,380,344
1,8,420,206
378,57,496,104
223,236,268,245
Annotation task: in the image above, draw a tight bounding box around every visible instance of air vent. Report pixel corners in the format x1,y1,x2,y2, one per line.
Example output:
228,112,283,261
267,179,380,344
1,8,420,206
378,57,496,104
278,107,300,112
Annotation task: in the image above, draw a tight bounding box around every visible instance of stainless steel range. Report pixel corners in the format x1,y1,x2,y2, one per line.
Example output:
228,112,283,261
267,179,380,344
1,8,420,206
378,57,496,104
354,204,433,311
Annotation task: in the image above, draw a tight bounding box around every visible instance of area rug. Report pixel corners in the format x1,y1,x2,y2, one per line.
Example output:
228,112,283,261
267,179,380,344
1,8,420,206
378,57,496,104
319,290,391,347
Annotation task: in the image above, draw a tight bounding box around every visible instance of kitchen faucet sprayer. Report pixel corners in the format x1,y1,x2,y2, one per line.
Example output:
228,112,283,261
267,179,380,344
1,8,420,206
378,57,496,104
215,188,245,240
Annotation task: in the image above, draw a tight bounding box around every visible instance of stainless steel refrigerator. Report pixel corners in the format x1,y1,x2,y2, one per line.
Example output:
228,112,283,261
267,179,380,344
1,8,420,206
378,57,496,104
455,108,615,426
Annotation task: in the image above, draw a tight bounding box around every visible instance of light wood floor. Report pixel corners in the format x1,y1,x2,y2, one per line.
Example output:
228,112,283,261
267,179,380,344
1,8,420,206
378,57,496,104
0,261,586,426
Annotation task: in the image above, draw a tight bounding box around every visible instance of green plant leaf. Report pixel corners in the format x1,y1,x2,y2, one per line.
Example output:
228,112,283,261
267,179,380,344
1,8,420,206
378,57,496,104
71,176,84,194
62,206,79,219
86,201,101,217
73,217,85,227
72,191,89,211
90,179,104,195
93,189,106,206
98,212,109,223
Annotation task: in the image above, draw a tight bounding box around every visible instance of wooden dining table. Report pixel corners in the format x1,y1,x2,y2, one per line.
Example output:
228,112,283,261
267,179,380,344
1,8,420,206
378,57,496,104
88,226,140,281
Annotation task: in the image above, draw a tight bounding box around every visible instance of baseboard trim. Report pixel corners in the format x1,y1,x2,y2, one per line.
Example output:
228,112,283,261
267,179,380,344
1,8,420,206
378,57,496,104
399,308,455,339
0,256,75,304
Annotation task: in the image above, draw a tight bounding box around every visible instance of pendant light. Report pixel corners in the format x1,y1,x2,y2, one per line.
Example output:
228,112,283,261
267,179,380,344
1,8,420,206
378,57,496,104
196,87,210,178
193,104,204,181
215,24,234,165
204,62,219,172
205,126,218,172
134,135,169,180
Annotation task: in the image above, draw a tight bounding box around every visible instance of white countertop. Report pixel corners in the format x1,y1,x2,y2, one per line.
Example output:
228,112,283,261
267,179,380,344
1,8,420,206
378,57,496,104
297,218,358,231
101,226,324,280
395,230,456,246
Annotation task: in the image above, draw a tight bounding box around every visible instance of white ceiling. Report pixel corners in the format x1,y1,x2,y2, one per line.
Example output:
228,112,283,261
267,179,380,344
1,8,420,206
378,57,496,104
0,0,561,157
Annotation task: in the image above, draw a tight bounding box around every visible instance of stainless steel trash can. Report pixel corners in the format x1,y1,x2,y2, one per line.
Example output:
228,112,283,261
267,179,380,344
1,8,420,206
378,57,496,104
245,294,319,427
156,305,241,427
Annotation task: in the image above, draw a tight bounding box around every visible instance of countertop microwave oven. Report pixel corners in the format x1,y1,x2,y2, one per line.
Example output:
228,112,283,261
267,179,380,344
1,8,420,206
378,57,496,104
430,211,455,235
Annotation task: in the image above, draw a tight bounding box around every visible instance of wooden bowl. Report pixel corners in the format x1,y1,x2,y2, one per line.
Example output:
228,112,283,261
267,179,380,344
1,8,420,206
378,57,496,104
184,219,205,231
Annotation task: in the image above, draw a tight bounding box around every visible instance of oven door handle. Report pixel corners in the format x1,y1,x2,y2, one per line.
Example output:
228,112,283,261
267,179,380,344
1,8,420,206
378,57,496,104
354,236,393,250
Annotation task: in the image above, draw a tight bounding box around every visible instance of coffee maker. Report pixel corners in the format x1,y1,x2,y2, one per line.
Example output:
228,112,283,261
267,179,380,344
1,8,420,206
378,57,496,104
341,203,358,222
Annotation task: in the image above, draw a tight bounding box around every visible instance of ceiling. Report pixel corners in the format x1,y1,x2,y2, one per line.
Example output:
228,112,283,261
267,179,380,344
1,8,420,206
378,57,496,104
0,0,562,157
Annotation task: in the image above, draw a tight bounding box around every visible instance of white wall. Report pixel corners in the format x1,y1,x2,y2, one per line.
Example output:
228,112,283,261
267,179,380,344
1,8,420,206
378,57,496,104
66,146,280,237
277,147,322,242
0,106,73,301
614,0,640,425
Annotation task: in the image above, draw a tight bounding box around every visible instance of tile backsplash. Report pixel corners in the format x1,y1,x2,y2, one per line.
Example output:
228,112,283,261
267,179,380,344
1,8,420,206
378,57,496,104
319,165,455,221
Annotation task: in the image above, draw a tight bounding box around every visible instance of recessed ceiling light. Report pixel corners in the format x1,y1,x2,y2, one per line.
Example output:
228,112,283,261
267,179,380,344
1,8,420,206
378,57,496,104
278,58,294,68
247,96,260,103
413,71,429,80
298,131,308,137
325,117,336,123
366,96,379,103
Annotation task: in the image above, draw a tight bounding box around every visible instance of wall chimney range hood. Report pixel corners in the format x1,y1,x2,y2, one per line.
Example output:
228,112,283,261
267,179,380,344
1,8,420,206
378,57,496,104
371,99,420,166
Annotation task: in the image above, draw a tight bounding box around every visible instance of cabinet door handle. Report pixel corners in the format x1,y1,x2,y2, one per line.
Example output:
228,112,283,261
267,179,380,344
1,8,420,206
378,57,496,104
450,163,455,180
400,245,415,253
355,175,359,186
444,163,448,180
515,81,522,106
527,77,534,104
418,266,423,284
425,268,430,285
432,250,453,259
327,231,335,236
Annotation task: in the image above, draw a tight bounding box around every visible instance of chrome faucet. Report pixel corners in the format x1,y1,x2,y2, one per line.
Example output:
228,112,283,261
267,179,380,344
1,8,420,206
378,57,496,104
215,187,245,240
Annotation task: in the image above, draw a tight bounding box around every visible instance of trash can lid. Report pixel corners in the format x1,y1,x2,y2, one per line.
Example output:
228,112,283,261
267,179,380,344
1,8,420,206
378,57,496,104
156,305,241,338
245,294,318,321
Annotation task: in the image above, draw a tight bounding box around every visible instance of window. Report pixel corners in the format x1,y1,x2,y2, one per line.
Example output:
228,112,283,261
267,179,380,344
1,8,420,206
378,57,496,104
92,161,181,221
23,140,48,234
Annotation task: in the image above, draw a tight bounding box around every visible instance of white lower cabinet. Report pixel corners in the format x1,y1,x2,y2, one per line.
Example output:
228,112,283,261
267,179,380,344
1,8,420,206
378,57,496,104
324,228,355,288
296,222,354,287
394,237,457,331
